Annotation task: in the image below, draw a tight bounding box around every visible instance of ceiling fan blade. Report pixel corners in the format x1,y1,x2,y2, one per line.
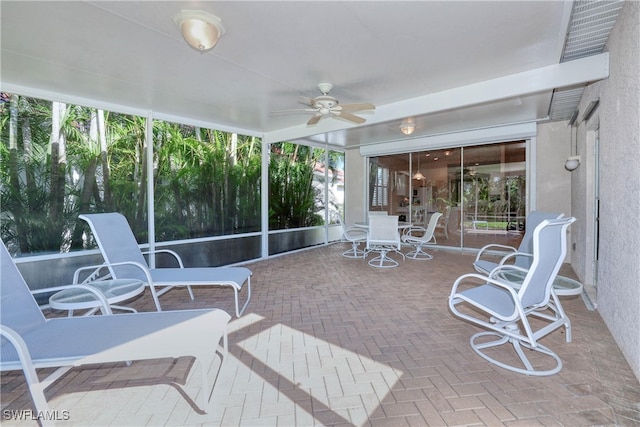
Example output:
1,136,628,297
335,111,366,124
307,113,323,125
339,103,376,112
298,96,315,107
271,108,317,114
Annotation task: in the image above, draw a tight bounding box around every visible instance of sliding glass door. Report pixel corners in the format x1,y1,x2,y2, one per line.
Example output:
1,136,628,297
367,140,527,250
458,142,526,249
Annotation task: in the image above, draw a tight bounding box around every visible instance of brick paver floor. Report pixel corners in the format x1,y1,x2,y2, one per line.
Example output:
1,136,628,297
2,243,639,426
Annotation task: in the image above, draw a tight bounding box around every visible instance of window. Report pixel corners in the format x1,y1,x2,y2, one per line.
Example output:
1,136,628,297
371,163,389,208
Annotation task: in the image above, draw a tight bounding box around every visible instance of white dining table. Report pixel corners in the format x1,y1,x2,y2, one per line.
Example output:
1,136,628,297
354,221,413,230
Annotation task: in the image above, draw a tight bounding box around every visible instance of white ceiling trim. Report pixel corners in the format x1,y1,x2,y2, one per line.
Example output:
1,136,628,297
152,111,262,138
1,83,153,120
0,82,263,138
265,53,609,145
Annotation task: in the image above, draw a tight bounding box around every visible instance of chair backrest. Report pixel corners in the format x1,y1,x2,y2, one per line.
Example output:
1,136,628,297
0,240,47,335
423,212,443,239
368,215,400,247
518,217,575,308
439,206,451,227
515,211,564,268
335,215,349,235
413,208,425,225
80,213,150,282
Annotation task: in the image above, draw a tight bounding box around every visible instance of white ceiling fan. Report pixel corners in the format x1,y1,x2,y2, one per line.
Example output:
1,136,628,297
274,83,375,126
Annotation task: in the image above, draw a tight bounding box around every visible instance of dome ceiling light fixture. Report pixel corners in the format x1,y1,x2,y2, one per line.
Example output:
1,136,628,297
174,10,225,53
400,118,416,135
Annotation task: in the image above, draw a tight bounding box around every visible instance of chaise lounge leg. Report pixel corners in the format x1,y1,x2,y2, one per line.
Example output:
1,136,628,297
234,277,251,317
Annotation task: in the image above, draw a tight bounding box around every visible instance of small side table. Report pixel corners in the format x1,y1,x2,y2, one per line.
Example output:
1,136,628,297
496,270,583,297
49,279,145,316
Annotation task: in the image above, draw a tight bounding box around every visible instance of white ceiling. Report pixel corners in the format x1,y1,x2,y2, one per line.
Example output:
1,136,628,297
0,1,613,149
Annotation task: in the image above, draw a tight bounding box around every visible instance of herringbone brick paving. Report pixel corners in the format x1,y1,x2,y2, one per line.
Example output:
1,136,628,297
1,243,639,426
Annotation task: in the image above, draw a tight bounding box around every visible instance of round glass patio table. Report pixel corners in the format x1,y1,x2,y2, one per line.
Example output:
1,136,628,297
496,270,583,296
49,279,144,316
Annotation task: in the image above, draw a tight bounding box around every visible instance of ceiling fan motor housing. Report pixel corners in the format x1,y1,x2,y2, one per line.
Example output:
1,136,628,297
317,82,334,94
271,82,373,125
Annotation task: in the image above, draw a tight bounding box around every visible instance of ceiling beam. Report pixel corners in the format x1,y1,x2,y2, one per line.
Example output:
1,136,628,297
264,52,609,144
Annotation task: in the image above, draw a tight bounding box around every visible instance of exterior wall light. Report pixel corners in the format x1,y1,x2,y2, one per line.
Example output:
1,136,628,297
565,156,581,171
565,110,581,172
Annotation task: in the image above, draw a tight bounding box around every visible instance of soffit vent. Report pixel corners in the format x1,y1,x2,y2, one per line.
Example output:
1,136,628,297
561,0,625,62
548,86,586,121
548,0,624,121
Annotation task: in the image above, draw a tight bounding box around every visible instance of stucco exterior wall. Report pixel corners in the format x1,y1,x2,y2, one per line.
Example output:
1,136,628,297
534,122,573,262
576,0,640,380
535,123,572,215
344,149,367,225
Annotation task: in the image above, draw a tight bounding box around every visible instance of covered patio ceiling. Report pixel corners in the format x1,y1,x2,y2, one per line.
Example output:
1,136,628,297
0,1,621,149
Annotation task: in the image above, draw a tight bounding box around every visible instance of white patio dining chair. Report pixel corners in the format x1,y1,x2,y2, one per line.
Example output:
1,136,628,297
337,216,368,259
449,217,576,376
473,211,563,275
0,240,230,422
365,214,404,268
435,205,451,241
78,212,252,317
401,212,442,260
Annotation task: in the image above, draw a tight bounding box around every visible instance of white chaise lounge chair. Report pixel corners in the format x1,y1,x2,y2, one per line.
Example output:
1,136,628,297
0,240,230,424
78,212,252,317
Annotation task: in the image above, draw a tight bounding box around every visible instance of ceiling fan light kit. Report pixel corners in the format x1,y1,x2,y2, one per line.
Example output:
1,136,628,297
273,82,375,126
174,10,225,52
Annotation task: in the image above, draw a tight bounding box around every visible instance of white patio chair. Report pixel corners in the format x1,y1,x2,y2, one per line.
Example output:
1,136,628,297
365,214,404,268
449,217,576,376
435,205,451,241
0,240,230,423
337,216,368,259
401,212,442,260
473,211,564,275
78,212,252,317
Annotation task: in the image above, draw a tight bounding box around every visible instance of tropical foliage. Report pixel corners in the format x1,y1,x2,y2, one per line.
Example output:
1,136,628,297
1,94,339,256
